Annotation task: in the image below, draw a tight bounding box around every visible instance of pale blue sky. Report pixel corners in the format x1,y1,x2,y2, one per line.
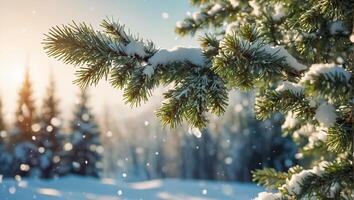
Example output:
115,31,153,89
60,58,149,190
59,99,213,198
0,0,199,122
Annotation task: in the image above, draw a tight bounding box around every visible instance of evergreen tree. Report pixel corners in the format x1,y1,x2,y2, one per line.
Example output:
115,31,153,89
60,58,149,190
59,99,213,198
213,93,297,182
36,75,64,178
10,68,39,177
0,97,5,131
44,1,353,198
0,97,13,176
68,90,102,177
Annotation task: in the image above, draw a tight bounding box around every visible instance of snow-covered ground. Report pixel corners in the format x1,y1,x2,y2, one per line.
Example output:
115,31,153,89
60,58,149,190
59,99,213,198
0,176,262,200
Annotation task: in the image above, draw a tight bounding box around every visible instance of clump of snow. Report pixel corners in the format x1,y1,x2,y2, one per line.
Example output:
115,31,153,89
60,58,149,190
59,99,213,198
148,47,204,67
315,102,337,127
285,161,329,195
229,0,240,8
254,191,281,200
249,0,261,16
329,21,346,35
176,21,189,29
272,4,285,21
307,130,327,149
260,45,307,71
192,12,206,23
125,41,147,58
301,63,351,83
282,112,298,130
293,123,327,147
207,3,223,16
143,65,155,78
275,81,304,94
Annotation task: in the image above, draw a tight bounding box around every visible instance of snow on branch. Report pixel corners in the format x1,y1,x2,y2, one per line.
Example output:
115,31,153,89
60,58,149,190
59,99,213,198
148,47,204,67
282,112,298,130
260,45,307,71
207,3,223,16
314,102,337,128
275,81,304,94
301,63,351,83
124,40,148,58
284,161,329,195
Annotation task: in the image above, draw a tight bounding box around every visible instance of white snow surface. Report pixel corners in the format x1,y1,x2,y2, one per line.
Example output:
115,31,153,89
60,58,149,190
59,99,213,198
148,47,204,67
0,176,263,200
314,102,337,128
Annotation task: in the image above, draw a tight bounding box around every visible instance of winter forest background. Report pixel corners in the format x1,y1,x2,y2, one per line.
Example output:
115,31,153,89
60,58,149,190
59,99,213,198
0,0,353,199
0,0,298,182
0,67,297,181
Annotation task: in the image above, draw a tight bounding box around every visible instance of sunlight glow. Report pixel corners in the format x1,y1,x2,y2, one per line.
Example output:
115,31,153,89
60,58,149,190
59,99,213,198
0,65,26,89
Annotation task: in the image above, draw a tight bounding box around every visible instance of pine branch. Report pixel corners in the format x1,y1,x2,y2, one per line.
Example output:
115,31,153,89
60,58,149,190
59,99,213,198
43,19,229,128
255,89,314,121
293,161,353,199
252,168,288,190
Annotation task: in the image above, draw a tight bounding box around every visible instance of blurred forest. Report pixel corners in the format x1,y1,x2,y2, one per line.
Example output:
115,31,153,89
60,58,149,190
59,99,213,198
0,69,297,182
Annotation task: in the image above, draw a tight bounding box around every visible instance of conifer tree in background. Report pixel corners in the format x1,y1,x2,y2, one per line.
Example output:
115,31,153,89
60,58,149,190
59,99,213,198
0,97,5,131
213,92,297,182
44,0,353,198
0,97,13,176
36,75,64,178
10,68,39,177
68,90,102,177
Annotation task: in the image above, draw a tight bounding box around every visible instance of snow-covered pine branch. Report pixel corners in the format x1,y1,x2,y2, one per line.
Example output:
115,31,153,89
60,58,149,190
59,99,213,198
44,19,227,128
300,63,353,101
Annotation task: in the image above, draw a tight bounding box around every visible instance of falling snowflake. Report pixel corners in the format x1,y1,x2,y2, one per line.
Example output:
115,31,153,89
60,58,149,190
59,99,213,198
161,12,169,19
